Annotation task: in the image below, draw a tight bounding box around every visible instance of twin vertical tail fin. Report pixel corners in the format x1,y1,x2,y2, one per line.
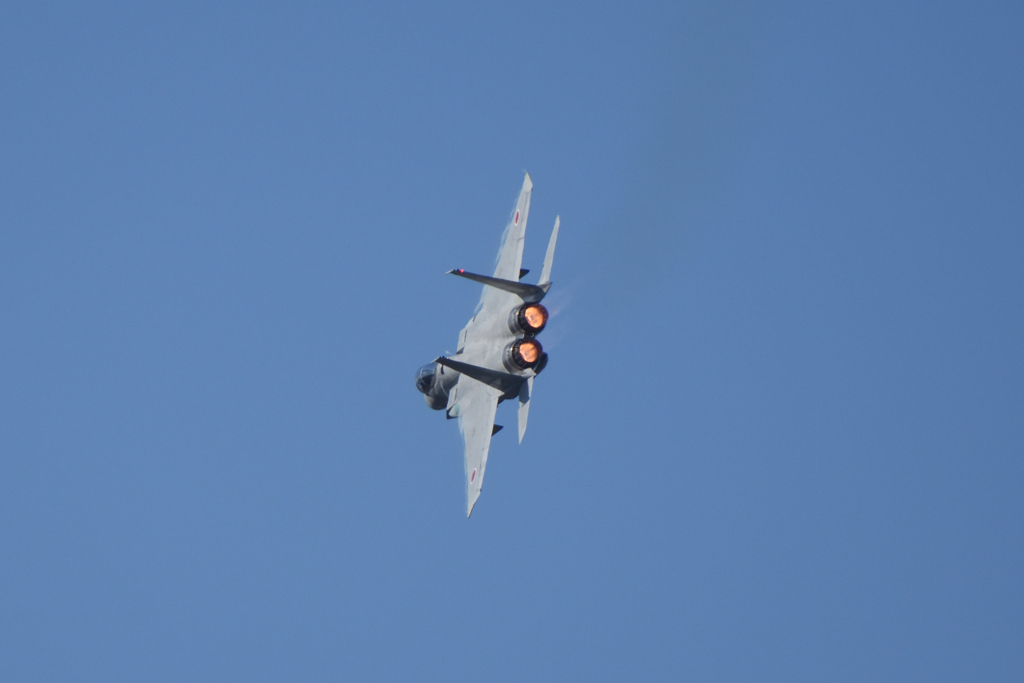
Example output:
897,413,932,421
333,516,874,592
518,216,559,443
517,377,533,443
538,216,559,286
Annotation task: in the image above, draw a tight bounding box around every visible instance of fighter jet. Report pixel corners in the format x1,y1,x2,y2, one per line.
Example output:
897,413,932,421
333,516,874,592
415,173,559,517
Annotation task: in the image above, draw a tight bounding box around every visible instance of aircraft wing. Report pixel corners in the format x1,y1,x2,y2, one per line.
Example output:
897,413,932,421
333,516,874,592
454,377,501,517
492,173,533,281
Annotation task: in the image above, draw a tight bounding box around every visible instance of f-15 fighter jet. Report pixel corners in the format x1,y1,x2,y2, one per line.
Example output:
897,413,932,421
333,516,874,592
415,173,559,517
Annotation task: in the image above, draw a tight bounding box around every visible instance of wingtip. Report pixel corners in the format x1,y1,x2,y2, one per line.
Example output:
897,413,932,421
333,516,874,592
523,172,533,191
467,488,482,518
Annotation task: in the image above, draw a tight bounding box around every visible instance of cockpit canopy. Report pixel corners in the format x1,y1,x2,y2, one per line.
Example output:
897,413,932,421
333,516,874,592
415,362,438,394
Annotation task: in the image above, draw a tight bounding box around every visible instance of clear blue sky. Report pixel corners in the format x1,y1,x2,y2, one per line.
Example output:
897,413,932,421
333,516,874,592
1,2,1021,681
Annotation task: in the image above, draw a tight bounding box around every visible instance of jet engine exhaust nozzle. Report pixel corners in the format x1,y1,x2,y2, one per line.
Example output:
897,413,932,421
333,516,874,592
508,303,549,336
503,338,544,372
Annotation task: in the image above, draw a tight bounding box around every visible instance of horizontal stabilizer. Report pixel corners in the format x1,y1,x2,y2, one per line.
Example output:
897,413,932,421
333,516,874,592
448,269,550,303
435,356,525,399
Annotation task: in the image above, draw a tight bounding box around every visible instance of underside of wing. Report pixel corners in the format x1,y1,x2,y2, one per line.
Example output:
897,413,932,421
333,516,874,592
454,378,501,517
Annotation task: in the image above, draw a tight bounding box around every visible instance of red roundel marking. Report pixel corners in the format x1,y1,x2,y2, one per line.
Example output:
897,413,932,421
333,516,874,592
470,468,477,482
514,210,520,225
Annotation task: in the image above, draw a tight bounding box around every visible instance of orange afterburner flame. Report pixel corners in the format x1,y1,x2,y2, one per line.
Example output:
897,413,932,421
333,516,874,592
518,339,541,364
523,304,548,330
505,337,544,371
509,303,549,336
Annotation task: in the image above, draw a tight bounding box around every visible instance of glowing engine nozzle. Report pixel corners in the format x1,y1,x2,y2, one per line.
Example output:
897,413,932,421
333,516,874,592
504,338,544,371
508,303,549,335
